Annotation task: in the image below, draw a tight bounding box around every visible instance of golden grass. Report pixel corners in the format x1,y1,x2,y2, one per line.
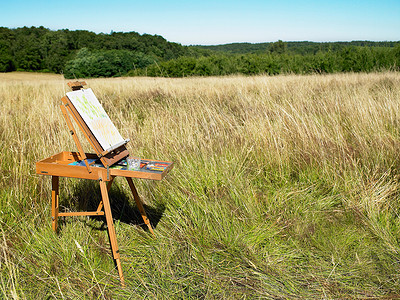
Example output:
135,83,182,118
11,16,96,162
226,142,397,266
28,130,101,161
0,71,63,82
1,71,400,298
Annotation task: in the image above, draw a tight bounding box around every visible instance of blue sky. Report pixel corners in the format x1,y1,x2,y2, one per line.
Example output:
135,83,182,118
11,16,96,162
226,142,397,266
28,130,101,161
1,0,399,45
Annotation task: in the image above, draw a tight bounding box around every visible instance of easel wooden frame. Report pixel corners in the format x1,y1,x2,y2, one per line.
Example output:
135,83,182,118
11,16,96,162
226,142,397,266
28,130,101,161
36,82,173,287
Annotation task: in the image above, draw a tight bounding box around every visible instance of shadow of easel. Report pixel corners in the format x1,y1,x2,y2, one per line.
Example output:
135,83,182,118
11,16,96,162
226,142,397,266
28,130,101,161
60,179,165,231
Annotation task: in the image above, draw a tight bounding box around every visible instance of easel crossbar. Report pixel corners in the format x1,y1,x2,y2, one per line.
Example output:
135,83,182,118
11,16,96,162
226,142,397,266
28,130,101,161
58,211,105,217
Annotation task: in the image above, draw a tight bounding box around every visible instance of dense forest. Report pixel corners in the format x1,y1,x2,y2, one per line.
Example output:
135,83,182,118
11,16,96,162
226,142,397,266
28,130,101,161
0,26,399,78
0,26,197,76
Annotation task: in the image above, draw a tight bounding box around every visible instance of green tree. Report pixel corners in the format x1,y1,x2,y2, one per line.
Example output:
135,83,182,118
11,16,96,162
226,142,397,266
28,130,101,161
268,40,287,54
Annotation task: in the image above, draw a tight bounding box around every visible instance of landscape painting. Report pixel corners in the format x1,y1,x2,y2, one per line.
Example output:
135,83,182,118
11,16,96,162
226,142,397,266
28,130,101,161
67,88,125,151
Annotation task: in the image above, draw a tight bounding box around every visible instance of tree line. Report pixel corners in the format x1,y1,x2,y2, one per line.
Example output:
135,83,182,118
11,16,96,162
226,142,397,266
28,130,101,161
0,26,399,78
196,40,400,55
129,46,400,77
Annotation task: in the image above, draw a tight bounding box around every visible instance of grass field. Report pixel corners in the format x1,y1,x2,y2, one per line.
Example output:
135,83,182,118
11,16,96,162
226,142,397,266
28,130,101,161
1,71,400,298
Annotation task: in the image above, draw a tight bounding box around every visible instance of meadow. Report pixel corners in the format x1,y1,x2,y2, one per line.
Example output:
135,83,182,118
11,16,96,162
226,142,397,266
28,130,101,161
1,71,400,298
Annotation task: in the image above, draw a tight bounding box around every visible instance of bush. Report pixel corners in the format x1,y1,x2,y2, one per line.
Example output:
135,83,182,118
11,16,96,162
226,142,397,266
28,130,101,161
63,48,155,78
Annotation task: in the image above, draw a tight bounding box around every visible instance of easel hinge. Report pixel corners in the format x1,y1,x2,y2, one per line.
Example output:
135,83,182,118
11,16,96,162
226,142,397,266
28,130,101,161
70,130,74,135
107,166,110,181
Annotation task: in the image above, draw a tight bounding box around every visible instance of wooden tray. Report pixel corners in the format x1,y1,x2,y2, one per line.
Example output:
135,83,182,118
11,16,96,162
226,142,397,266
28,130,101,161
36,151,174,181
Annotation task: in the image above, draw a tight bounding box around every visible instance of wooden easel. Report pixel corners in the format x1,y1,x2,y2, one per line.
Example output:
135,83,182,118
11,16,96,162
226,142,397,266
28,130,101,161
36,81,173,286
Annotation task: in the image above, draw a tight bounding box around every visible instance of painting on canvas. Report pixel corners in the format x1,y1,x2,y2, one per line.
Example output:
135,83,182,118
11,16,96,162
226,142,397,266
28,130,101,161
66,88,125,151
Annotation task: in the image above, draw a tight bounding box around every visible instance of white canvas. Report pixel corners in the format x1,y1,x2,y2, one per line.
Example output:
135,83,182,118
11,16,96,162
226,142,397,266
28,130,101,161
66,88,125,151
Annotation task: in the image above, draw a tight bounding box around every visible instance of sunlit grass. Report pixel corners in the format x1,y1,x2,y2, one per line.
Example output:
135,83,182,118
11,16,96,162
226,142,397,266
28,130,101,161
1,72,400,298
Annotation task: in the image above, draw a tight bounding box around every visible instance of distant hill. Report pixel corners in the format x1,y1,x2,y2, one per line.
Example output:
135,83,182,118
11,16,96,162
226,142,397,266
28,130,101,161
196,41,400,55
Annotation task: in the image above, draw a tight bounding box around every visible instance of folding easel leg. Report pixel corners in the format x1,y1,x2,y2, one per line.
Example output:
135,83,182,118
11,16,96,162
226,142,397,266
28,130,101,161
99,178,125,287
126,177,155,237
96,176,115,213
51,176,59,232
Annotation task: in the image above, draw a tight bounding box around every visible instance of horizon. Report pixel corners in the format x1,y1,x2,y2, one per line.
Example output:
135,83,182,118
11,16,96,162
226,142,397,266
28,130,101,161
1,0,399,46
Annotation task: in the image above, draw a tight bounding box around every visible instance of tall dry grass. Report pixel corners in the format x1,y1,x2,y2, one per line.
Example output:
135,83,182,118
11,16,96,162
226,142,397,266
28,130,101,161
1,72,400,298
